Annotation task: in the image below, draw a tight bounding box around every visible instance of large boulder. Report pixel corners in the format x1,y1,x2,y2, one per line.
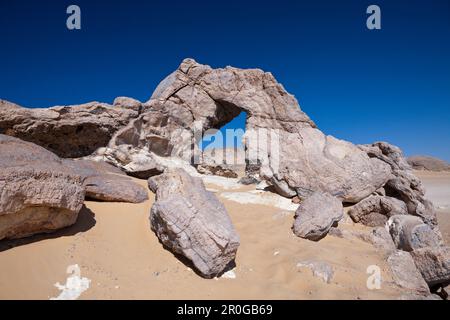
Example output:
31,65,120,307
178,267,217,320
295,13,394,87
97,59,391,201
63,159,148,203
0,98,142,158
387,215,441,252
348,195,408,227
410,246,450,287
387,250,430,295
148,168,240,278
407,156,450,172
292,192,343,241
0,135,85,240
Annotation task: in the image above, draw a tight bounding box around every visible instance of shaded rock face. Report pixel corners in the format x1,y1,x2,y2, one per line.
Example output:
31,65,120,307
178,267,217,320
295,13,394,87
348,195,408,227
407,156,450,172
100,59,391,202
410,246,450,287
360,142,437,227
0,135,85,240
0,98,142,158
148,168,240,278
195,147,243,178
63,159,148,203
292,192,343,241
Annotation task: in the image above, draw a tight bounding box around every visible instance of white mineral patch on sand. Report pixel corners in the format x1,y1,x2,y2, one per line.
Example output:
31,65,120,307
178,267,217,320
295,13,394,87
220,270,236,279
50,264,90,300
220,190,298,211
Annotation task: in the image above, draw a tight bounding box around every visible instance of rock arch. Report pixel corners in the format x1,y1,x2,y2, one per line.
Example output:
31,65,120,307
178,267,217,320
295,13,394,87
101,59,391,203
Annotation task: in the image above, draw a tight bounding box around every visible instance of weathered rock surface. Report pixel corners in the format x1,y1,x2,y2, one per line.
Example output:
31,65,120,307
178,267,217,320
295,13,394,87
98,59,391,202
196,163,238,178
407,156,450,172
387,250,430,295
360,142,438,227
63,159,148,203
0,98,142,158
0,135,85,240
348,195,408,227
148,168,240,278
410,246,450,287
292,192,343,241
196,148,244,178
387,215,441,252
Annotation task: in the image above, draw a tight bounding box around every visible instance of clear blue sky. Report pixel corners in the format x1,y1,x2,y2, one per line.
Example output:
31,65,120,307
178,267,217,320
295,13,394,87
0,0,449,160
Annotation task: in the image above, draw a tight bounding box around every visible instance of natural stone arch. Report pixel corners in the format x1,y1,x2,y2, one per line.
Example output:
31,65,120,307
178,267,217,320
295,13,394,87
101,59,391,203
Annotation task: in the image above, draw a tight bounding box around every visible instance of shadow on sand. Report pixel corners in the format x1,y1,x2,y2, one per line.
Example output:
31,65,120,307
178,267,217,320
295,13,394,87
0,205,96,252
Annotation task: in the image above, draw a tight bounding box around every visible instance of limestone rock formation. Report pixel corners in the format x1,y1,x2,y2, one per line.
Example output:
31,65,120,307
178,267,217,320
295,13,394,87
292,192,343,241
99,59,391,202
360,142,437,227
63,159,148,203
410,246,450,287
0,135,85,240
387,215,441,252
148,168,240,278
0,98,142,158
348,195,408,227
407,156,450,172
195,148,243,178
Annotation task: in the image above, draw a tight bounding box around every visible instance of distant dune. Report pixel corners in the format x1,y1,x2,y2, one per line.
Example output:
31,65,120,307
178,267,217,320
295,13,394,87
407,156,450,172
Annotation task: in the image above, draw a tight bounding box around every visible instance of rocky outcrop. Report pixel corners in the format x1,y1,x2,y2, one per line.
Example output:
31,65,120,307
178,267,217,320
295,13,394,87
387,250,430,295
0,135,85,240
292,192,343,241
387,215,441,252
410,246,450,287
407,156,450,172
0,98,142,158
63,159,148,203
97,59,391,202
148,168,240,278
348,195,408,227
360,142,437,227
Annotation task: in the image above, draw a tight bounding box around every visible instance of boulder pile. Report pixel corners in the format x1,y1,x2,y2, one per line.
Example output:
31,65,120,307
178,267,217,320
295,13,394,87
0,59,448,292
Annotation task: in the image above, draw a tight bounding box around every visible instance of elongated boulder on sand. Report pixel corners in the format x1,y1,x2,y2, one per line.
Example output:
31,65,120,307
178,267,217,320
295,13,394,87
292,192,343,241
148,168,240,278
0,97,142,158
0,135,85,240
98,58,391,201
63,159,148,203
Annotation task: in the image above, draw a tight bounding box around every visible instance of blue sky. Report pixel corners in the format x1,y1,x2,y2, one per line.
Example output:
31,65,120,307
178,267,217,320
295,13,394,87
0,0,449,160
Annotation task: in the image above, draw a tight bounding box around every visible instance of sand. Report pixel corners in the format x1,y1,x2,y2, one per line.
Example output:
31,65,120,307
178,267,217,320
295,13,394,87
1,172,449,300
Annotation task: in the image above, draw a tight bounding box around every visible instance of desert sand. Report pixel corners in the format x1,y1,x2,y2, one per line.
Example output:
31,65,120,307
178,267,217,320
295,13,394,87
1,174,426,300
0,170,448,300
